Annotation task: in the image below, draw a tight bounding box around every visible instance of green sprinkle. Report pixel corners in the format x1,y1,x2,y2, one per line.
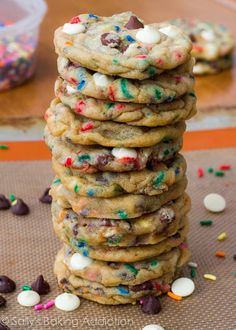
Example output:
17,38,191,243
0,144,9,150
21,285,32,291
74,184,79,193
112,58,119,65
153,171,165,187
125,264,139,275
215,171,224,177
233,272,236,277
189,92,196,98
9,194,15,202
163,149,170,156
108,235,122,245
150,260,159,267
117,210,128,220
106,102,115,109
147,66,156,76
120,79,133,99
207,167,214,173
78,154,91,162
200,220,213,226
53,178,61,185
154,89,162,100
190,268,197,278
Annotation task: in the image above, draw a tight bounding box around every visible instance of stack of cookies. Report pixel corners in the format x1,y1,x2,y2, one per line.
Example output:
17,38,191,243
45,12,196,305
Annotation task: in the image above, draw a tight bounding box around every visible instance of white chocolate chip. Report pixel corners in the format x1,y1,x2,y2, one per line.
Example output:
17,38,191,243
70,252,93,270
171,277,195,297
201,30,215,41
136,26,161,44
93,72,113,88
66,85,77,94
55,293,80,312
17,290,40,307
142,325,165,330
203,193,226,212
159,25,179,38
62,23,85,35
112,147,137,159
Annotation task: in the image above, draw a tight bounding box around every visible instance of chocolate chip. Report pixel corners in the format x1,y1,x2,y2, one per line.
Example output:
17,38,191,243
0,195,10,210
172,232,181,239
130,281,153,292
96,154,113,170
125,16,144,29
101,33,121,48
140,295,162,314
0,296,6,308
31,275,50,295
0,276,16,293
0,320,10,330
39,188,52,204
10,198,29,216
73,224,79,236
158,207,175,224
233,254,236,261
189,33,196,42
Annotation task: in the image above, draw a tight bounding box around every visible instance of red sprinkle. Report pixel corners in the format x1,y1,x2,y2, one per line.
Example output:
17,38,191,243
108,86,115,101
76,100,86,113
135,55,147,59
219,164,231,170
154,283,162,290
70,16,81,24
192,44,204,53
197,167,204,177
116,104,125,110
156,58,164,65
71,78,77,84
65,157,72,167
175,75,183,82
118,157,136,163
175,51,182,60
80,122,94,132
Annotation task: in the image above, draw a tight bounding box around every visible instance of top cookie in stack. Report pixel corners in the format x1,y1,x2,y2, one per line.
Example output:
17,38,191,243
46,11,197,305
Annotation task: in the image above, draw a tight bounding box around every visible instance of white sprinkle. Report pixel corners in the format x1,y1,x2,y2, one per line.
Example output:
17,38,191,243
55,293,80,312
66,85,77,94
136,26,161,44
142,325,165,330
171,277,195,297
201,30,215,41
93,72,113,88
17,290,40,307
159,25,179,38
203,193,226,213
62,23,85,35
188,261,198,268
70,252,93,270
111,147,137,160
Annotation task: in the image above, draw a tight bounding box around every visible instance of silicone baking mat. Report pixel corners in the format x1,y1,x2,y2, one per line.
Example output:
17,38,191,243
0,148,236,330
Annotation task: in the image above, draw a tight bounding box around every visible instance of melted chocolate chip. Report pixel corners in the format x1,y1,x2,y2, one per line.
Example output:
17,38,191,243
172,232,181,240
140,295,162,314
95,174,108,184
73,224,79,236
60,278,69,285
10,198,29,216
0,320,10,330
31,275,50,295
96,154,113,170
189,33,196,42
39,188,52,204
130,281,153,292
0,276,16,293
101,33,121,48
125,16,144,29
159,207,175,224
0,195,10,210
0,296,6,308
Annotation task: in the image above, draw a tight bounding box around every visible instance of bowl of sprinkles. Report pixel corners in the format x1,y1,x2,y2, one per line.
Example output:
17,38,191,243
0,0,47,91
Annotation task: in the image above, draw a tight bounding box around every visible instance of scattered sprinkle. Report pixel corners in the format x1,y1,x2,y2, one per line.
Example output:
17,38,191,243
21,285,32,291
219,164,231,170
188,261,198,268
215,251,226,257
190,268,197,278
200,220,213,226
207,167,214,173
44,300,55,310
214,171,224,177
34,303,43,311
217,232,227,241
197,167,204,177
167,291,182,301
0,144,9,150
9,194,15,202
203,274,216,281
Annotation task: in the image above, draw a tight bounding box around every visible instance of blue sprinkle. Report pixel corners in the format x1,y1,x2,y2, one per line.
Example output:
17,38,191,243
114,25,121,32
77,240,87,248
82,250,89,257
87,189,94,197
175,167,180,176
126,35,135,42
77,80,86,91
88,13,99,19
117,287,129,295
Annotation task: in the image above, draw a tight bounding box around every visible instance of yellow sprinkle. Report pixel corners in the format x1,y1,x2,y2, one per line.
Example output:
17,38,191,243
217,232,227,241
138,219,150,229
203,274,216,281
12,200,17,206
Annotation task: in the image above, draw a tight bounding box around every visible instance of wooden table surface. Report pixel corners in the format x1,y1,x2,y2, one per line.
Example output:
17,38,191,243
1,0,236,161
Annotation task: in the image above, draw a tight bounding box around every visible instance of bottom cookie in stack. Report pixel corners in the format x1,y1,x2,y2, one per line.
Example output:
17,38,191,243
54,244,190,305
